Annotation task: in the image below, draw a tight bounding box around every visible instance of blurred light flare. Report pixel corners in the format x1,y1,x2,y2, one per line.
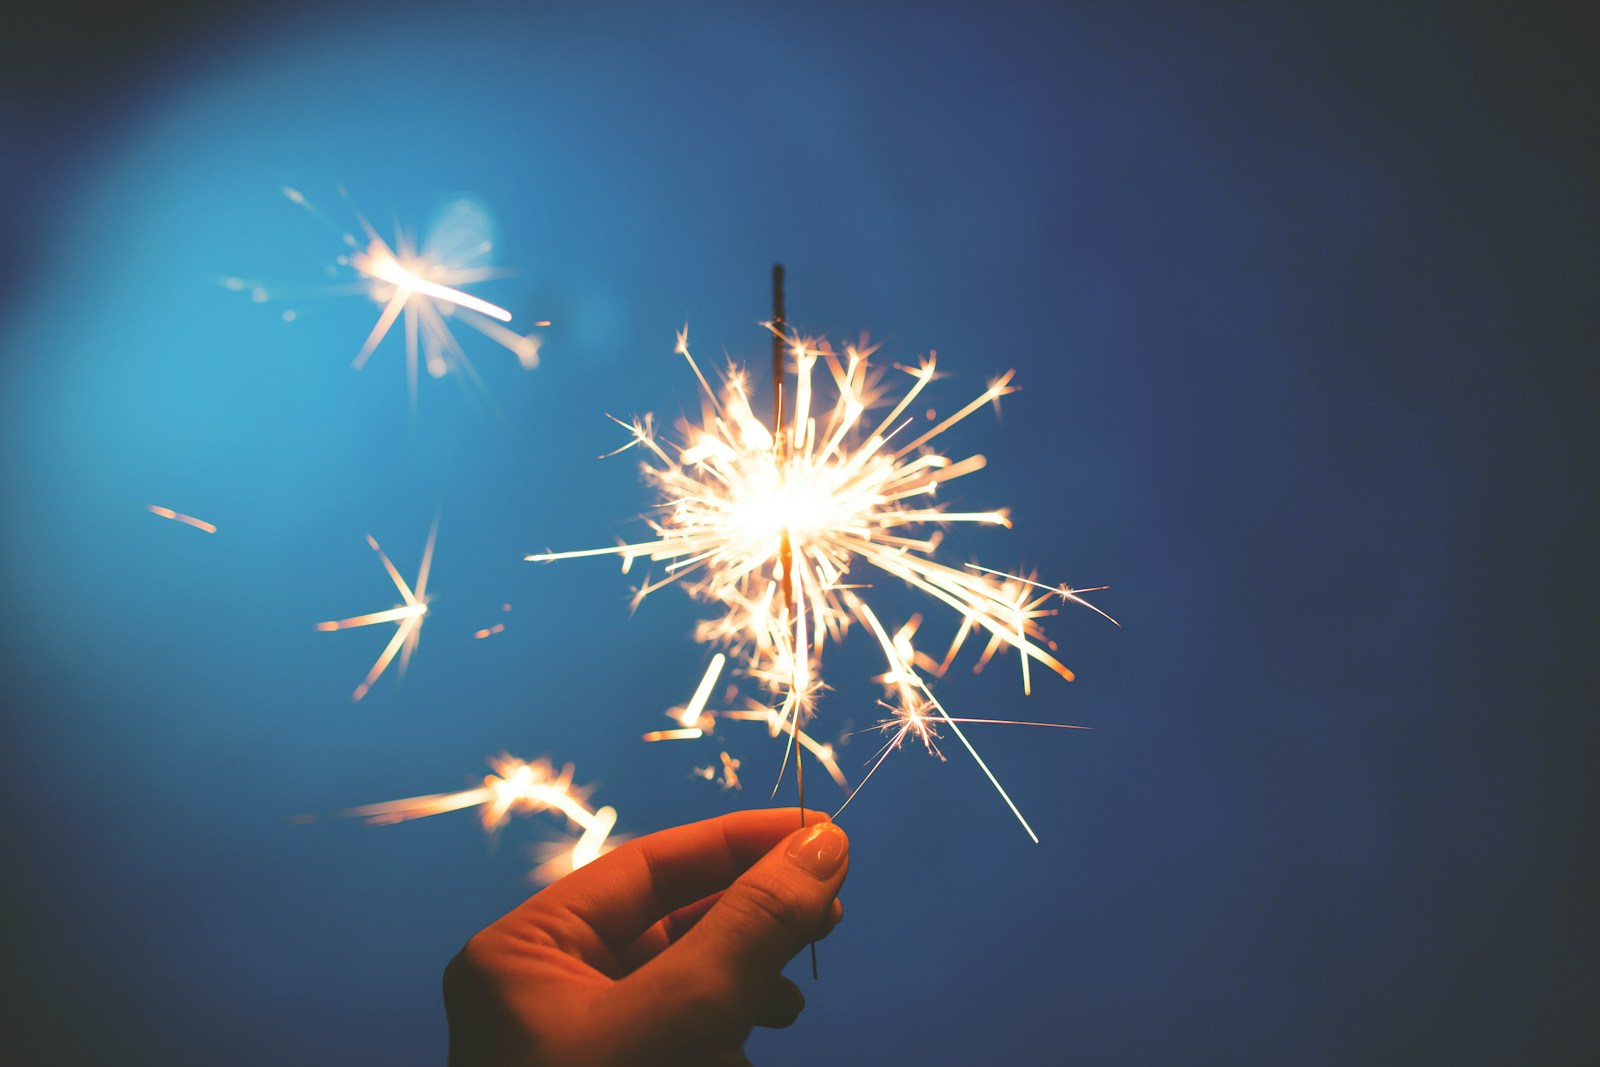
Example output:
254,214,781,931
316,519,438,701
225,187,544,407
343,755,618,882
529,327,1113,839
146,504,216,534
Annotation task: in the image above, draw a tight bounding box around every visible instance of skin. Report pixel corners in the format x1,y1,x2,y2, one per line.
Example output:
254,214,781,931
444,808,849,1066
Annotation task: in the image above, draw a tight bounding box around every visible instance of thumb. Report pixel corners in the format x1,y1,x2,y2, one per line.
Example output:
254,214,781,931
628,821,848,1024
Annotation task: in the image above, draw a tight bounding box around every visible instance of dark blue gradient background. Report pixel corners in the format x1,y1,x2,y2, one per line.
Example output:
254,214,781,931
1,3,1594,1064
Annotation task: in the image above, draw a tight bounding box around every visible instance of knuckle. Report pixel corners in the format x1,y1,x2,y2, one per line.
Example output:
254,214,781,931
443,930,496,993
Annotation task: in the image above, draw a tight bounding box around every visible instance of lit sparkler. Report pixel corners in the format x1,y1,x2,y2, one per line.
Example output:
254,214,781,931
528,323,1113,839
225,188,543,407
343,755,618,882
316,519,438,702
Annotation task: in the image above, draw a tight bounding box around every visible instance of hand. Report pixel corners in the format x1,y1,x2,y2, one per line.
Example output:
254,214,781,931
444,808,849,1066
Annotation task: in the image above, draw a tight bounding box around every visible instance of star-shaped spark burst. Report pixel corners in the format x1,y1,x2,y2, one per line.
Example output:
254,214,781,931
226,188,545,407
529,327,1114,840
316,519,438,702
341,755,618,882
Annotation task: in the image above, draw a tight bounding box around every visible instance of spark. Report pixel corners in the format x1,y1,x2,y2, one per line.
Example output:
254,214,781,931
677,652,726,732
529,328,1113,837
227,188,544,407
473,624,505,639
965,563,1122,628
342,755,618,882
643,655,848,790
720,751,742,789
146,504,216,534
316,518,438,701
692,751,743,791
832,691,1093,827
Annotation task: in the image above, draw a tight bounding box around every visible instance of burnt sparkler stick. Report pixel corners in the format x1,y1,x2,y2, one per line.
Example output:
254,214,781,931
772,263,819,980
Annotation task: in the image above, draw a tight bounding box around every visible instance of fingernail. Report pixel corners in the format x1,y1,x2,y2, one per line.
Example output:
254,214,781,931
786,822,847,880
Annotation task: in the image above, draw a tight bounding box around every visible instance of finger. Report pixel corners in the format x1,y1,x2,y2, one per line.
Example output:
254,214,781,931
662,890,723,942
816,896,843,941
616,891,724,972
623,890,835,972
621,821,848,1027
752,976,805,1029
521,808,828,956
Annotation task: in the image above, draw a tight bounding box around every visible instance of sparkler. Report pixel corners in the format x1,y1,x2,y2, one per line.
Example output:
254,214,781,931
225,188,543,407
146,504,216,534
527,291,1113,840
316,519,438,702
342,755,618,882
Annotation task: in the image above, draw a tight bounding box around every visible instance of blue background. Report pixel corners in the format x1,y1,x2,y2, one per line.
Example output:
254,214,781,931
1,2,1594,1063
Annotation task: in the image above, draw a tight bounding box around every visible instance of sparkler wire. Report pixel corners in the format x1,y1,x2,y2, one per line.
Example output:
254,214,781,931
770,263,820,980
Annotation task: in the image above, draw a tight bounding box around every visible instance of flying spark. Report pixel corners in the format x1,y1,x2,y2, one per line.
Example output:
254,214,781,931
316,519,437,701
643,655,850,789
342,755,618,882
146,504,217,534
528,327,1112,839
226,188,543,407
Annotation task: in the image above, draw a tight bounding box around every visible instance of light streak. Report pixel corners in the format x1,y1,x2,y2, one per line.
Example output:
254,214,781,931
316,518,437,701
226,188,544,407
529,327,1113,837
343,755,618,882
643,656,850,788
832,691,1093,831
146,505,217,534
677,652,726,730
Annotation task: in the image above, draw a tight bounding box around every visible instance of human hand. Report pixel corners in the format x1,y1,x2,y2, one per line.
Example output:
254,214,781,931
444,808,848,1066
